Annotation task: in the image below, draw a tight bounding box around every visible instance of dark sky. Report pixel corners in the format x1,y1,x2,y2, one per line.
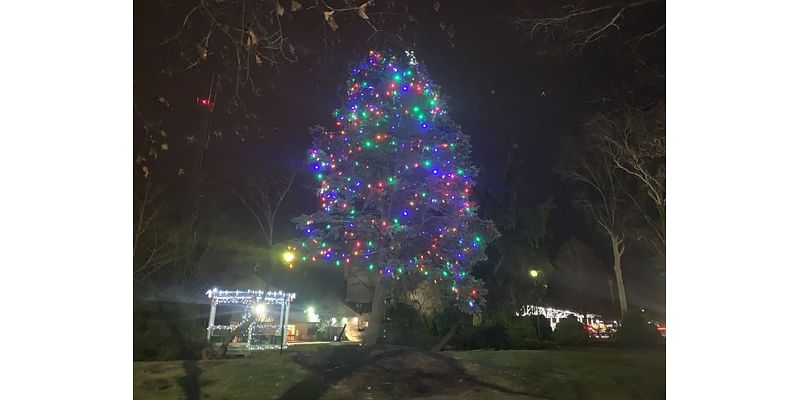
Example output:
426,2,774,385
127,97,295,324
134,0,665,315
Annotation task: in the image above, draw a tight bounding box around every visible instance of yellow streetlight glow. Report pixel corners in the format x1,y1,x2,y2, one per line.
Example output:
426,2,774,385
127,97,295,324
282,251,296,263
529,269,539,278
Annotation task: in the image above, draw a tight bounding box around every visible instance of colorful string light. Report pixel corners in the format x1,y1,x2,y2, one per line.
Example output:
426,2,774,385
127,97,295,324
292,50,498,312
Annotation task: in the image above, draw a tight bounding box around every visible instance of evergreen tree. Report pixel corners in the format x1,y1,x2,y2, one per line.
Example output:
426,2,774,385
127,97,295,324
292,50,498,344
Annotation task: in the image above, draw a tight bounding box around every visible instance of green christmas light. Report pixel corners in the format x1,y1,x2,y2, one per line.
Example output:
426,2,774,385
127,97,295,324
293,50,497,315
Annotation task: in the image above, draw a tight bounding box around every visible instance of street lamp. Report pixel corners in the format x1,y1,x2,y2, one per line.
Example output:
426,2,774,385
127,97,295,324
529,269,540,278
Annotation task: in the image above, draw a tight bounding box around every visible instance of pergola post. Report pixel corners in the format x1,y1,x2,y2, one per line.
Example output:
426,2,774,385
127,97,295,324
278,296,286,351
282,296,292,349
207,302,217,340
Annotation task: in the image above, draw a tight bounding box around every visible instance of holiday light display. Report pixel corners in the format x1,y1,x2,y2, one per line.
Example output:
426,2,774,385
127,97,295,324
205,288,295,350
517,305,609,331
292,50,498,312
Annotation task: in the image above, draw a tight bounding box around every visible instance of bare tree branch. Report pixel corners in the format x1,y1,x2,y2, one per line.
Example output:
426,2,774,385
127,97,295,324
514,0,663,52
588,105,666,261
134,182,176,280
234,172,296,248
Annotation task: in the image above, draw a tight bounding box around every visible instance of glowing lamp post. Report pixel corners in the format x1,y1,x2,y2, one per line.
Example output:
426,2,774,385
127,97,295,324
530,269,542,339
282,249,296,268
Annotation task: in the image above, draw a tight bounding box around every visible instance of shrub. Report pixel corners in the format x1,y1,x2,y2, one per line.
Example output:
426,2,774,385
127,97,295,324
532,314,553,341
506,318,539,349
134,301,208,361
457,317,547,350
473,318,512,349
553,315,589,345
616,311,664,347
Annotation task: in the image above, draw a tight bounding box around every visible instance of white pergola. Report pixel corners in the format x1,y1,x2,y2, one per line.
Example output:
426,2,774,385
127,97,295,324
206,288,296,350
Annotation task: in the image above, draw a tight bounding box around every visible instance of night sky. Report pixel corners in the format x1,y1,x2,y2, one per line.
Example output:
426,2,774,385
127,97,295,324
134,0,665,316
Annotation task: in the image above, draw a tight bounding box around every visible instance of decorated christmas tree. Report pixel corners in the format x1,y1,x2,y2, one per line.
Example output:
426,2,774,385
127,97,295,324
292,50,498,344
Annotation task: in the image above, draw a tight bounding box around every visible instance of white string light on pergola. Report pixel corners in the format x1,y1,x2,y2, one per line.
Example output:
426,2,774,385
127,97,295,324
205,288,296,351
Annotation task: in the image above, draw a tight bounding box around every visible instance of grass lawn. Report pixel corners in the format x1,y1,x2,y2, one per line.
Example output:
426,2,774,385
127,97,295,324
134,345,664,400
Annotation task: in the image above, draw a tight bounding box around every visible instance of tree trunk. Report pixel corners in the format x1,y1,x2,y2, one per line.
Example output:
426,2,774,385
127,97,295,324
216,320,253,358
610,234,628,317
430,325,458,352
364,279,386,345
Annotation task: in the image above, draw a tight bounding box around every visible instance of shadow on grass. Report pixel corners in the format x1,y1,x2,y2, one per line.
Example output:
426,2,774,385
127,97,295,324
277,345,378,399
277,345,531,400
178,360,202,400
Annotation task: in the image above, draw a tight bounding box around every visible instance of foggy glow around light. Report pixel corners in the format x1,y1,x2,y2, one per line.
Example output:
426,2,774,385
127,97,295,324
282,251,296,263
306,306,320,323
529,269,539,278
254,303,267,315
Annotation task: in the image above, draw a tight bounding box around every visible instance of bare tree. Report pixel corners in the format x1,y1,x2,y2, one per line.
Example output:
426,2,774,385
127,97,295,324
591,106,665,270
233,172,296,248
560,135,630,316
134,183,176,280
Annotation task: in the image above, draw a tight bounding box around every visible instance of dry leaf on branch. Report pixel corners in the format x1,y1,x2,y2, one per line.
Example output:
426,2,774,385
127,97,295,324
446,25,455,39
276,1,285,16
142,166,150,179
247,31,258,47
358,3,369,20
178,168,185,176
291,0,303,11
160,143,169,151
136,155,147,164
186,135,197,144
255,53,263,65
433,1,440,12
148,148,159,159
159,129,167,137
156,96,171,107
324,11,338,31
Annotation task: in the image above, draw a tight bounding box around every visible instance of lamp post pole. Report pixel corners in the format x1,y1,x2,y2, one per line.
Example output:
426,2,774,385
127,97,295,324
530,270,541,340
279,294,287,355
